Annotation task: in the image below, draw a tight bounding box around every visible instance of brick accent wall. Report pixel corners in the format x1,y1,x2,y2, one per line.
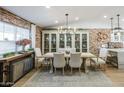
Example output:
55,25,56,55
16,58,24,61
0,7,31,29
0,7,43,49
89,29,111,55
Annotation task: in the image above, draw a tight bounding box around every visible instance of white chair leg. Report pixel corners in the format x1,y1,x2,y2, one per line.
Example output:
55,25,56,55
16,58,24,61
71,67,73,74
62,67,64,75
79,67,81,75
90,61,92,67
54,68,56,74
104,64,106,71
46,62,49,70
36,59,39,70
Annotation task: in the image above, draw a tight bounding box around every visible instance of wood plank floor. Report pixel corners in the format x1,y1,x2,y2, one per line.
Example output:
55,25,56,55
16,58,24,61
13,64,124,87
104,65,124,87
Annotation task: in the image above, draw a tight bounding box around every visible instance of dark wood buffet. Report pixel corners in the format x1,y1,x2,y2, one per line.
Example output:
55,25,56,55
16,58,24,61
0,51,35,87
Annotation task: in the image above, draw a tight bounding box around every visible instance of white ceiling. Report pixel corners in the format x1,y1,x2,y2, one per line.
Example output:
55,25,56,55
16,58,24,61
2,6,124,28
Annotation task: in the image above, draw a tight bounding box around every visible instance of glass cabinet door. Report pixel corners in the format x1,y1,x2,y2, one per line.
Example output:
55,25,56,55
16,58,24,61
120,32,124,41
66,34,72,48
44,34,49,53
82,34,87,52
51,34,56,52
75,34,80,52
59,34,65,48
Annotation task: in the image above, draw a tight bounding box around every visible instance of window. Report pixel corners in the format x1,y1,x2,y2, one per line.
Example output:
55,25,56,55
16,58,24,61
0,21,30,55
16,27,30,51
4,23,15,41
16,27,30,40
0,22,4,40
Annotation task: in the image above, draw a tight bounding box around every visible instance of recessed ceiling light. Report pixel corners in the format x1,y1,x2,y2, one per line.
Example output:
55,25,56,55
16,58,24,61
75,17,79,21
55,20,59,24
104,15,107,18
68,26,71,29
45,6,51,8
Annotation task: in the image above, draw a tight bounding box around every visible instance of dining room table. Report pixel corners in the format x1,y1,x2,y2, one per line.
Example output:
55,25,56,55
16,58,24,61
42,52,96,73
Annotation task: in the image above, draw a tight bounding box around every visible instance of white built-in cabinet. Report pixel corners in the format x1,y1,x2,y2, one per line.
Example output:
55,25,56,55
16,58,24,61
42,30,89,54
111,30,124,42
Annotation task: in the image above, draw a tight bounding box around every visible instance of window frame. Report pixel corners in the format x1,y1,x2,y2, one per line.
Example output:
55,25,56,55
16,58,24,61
0,21,31,55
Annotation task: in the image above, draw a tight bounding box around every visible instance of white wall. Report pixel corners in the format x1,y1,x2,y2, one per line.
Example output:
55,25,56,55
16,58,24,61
31,24,36,49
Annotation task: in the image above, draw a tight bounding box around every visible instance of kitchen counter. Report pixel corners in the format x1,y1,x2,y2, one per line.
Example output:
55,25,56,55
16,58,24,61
107,48,124,69
107,48,124,52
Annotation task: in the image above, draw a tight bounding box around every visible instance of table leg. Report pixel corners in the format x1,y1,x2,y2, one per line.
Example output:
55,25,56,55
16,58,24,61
83,58,89,73
49,58,53,73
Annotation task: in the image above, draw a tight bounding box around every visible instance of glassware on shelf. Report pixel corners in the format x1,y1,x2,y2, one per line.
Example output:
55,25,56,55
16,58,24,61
66,34,72,48
51,34,56,52
82,34,87,52
75,34,80,52
44,34,49,53
59,34,65,48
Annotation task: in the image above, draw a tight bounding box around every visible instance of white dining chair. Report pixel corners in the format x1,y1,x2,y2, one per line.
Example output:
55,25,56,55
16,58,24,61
90,48,108,71
58,48,65,53
69,53,82,74
53,53,66,75
70,48,76,53
35,48,46,69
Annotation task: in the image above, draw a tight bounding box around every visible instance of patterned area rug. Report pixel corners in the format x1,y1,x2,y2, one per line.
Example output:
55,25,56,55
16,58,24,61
22,70,112,87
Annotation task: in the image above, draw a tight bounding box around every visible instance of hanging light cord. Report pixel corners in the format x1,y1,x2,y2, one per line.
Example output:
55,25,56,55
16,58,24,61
117,14,120,30
65,13,69,31
110,17,113,31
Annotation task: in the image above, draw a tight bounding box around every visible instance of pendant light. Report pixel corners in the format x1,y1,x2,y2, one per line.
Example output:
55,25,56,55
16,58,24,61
114,14,122,32
110,17,114,33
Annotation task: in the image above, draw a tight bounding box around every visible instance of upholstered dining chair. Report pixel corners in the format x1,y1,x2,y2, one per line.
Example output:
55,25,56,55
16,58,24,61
58,48,65,53
70,48,76,53
69,53,82,74
90,48,108,71
35,48,45,69
53,53,66,75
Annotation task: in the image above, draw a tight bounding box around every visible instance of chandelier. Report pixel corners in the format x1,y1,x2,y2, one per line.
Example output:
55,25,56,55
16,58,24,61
58,13,76,34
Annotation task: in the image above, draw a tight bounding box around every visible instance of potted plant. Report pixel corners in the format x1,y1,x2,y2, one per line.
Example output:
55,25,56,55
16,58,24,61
3,52,15,58
16,39,31,52
28,48,34,51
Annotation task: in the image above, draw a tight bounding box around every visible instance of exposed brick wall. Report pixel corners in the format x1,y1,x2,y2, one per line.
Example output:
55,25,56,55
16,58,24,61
0,7,31,29
0,7,43,50
36,26,42,49
89,29,111,55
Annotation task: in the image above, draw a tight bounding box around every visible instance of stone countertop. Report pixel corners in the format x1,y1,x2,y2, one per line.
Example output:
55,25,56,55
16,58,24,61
107,48,124,52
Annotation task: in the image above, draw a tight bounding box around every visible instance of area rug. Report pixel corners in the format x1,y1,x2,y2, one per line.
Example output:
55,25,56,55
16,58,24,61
22,70,112,87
